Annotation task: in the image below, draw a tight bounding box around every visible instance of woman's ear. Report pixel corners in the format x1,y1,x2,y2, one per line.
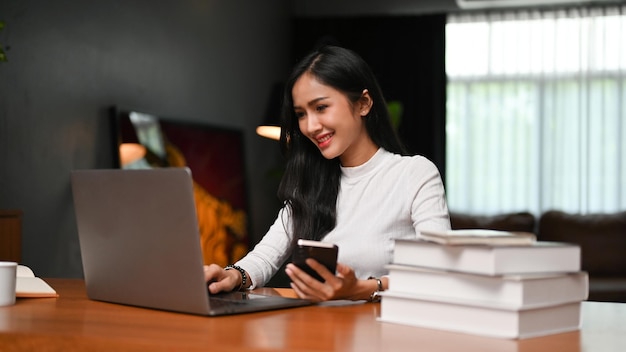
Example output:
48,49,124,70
359,89,373,117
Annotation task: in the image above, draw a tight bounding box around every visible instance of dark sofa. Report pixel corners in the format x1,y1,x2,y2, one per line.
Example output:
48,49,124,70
450,210,626,303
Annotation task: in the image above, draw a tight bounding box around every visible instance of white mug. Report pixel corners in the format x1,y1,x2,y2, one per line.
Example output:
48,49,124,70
0,261,17,307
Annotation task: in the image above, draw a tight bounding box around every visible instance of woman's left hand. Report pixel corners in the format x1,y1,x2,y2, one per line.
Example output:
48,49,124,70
285,259,363,302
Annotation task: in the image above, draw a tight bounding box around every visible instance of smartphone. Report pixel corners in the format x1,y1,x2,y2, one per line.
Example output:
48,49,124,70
291,239,339,282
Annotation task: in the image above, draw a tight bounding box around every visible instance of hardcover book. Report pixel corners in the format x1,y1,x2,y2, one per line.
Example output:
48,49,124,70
393,239,580,276
386,264,588,309
420,229,536,246
379,291,582,339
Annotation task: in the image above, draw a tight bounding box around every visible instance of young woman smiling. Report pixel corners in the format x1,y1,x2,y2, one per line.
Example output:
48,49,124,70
204,45,450,302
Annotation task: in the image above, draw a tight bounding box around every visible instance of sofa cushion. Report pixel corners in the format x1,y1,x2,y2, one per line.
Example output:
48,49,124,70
449,211,536,233
538,210,626,277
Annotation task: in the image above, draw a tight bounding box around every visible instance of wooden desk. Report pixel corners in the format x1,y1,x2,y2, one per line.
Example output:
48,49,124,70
1,279,625,351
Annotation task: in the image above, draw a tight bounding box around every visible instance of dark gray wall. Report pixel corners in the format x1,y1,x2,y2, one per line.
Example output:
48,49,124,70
0,0,291,277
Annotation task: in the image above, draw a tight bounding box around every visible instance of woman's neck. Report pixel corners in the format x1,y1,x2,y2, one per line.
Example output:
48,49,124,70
339,137,378,167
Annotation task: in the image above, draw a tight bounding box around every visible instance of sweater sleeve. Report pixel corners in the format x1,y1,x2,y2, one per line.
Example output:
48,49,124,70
235,207,294,289
410,156,451,235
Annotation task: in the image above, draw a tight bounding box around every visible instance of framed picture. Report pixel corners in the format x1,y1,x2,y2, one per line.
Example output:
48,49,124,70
110,107,249,266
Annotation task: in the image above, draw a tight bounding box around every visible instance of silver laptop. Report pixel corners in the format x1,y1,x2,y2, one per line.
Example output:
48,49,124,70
70,167,310,316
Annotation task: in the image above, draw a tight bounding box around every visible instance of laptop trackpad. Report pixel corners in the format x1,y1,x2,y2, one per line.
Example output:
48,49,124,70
207,290,310,315
210,291,271,300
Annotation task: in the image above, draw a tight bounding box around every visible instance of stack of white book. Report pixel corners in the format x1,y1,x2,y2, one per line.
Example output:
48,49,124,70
379,229,588,339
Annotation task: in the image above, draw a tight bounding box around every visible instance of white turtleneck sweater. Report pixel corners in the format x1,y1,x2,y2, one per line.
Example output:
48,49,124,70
237,148,450,288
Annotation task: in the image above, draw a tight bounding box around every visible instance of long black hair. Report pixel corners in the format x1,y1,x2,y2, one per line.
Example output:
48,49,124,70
277,45,406,241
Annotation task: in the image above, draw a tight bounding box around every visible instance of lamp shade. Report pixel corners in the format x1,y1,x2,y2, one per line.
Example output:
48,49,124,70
256,125,281,140
256,82,283,141
119,143,146,166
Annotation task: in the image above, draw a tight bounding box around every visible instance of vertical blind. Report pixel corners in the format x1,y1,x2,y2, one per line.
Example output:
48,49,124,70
445,5,626,216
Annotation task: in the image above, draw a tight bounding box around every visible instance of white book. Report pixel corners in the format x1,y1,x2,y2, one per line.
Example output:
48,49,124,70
16,265,58,298
387,264,588,309
379,319,528,352
420,229,536,246
379,291,582,339
393,239,580,275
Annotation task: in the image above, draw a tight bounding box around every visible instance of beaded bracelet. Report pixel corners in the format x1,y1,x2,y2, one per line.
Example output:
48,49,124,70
225,264,247,291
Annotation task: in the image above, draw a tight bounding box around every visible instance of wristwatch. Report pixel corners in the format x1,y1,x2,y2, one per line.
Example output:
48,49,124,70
368,276,383,303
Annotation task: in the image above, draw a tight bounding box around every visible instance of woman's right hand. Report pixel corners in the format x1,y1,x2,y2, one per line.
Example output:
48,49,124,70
203,264,241,294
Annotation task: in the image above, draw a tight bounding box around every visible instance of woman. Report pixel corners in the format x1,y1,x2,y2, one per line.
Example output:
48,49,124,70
204,45,450,302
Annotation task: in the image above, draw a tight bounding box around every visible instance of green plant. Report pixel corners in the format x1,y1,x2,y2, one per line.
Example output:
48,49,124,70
0,21,6,62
